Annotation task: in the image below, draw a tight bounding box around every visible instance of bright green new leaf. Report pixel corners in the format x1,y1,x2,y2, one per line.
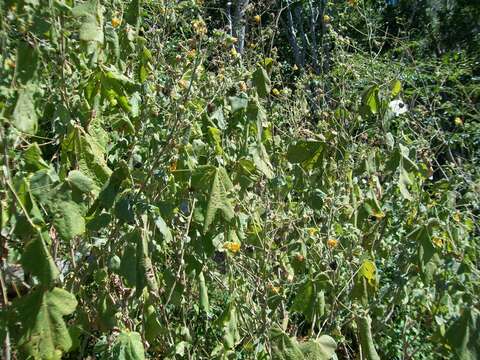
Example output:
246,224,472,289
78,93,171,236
361,85,380,116
16,287,77,360
203,167,235,233
391,80,402,97
111,331,146,360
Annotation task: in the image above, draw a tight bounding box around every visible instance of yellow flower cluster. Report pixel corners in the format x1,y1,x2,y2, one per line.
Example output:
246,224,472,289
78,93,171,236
224,242,241,253
192,19,207,37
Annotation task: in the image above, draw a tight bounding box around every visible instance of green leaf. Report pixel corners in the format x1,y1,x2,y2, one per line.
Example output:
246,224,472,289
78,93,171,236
299,336,337,360
361,85,380,116
12,86,38,134
111,331,146,360
445,308,480,360
24,143,49,171
390,79,402,97
204,167,235,233
291,280,315,321
229,95,249,113
270,326,305,360
22,232,60,285
53,200,86,241
252,66,271,98
67,170,98,193
16,41,39,85
72,0,104,43
250,144,274,179
398,167,413,201
208,126,223,155
154,215,172,243
287,140,324,169
16,287,77,360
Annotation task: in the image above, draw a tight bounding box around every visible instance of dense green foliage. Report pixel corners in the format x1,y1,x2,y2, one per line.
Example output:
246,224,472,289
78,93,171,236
0,0,479,359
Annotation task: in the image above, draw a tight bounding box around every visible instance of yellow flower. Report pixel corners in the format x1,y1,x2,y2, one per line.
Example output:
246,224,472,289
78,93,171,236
271,88,280,96
187,49,196,60
5,59,15,69
224,242,241,253
372,210,385,220
327,238,338,248
323,15,331,23
453,212,461,222
192,19,207,37
230,47,239,57
178,79,188,89
307,227,318,236
169,161,177,172
454,117,463,126
239,81,248,92
432,236,443,248
111,17,122,28
254,15,261,24
267,284,281,294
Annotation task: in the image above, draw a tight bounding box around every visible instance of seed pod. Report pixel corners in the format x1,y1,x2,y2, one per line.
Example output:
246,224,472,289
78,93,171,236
357,314,380,360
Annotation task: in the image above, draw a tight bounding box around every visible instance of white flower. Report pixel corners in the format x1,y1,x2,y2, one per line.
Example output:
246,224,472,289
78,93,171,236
389,99,408,115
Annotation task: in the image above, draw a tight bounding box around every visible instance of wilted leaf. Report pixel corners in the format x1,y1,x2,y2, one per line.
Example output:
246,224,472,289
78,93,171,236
204,167,235,233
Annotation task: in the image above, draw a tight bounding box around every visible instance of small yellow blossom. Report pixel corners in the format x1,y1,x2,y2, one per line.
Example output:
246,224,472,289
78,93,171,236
267,284,281,294
224,242,241,253
323,15,331,23
453,212,461,222
271,88,280,96
372,210,385,220
111,17,122,28
178,79,188,89
327,238,338,248
187,49,196,60
230,47,239,57
5,59,15,69
454,117,463,126
192,19,207,37
432,236,443,248
307,227,319,236
239,81,248,92
169,161,177,171
254,15,261,24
